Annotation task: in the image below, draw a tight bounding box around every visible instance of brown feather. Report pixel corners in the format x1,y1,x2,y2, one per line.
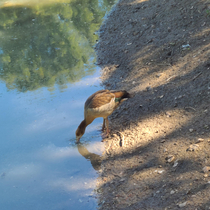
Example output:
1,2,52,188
85,90,115,109
85,90,108,108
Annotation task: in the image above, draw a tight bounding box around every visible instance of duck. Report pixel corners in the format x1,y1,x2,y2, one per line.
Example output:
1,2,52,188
76,89,131,142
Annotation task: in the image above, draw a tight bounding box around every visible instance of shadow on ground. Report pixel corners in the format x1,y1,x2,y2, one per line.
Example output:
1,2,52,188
95,0,210,209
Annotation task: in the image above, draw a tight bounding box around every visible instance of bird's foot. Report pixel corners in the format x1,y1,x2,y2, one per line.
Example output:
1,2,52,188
101,132,110,139
100,127,106,132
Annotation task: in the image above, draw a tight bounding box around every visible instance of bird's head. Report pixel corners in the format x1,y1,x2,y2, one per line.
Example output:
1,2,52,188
75,120,86,142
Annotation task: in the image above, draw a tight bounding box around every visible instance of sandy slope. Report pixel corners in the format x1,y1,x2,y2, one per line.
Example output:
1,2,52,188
95,0,210,209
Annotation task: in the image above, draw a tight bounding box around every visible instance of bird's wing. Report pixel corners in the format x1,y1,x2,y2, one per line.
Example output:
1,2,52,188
85,90,115,109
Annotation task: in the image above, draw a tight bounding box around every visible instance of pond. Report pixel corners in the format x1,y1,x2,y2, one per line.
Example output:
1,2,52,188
0,0,116,209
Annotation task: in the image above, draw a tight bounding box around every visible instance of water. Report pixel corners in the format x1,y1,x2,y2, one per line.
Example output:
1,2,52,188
0,1,116,209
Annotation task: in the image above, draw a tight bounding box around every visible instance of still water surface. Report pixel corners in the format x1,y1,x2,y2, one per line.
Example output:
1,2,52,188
0,0,116,209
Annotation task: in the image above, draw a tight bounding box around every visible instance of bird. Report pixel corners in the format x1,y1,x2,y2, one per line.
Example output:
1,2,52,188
75,89,131,142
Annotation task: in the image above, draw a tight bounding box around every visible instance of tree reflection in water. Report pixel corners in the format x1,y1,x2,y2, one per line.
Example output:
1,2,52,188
0,0,115,92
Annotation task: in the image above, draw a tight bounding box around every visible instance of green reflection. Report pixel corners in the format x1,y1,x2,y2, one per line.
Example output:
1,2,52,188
0,0,116,92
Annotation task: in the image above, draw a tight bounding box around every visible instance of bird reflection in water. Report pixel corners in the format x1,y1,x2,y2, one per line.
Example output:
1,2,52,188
76,143,102,171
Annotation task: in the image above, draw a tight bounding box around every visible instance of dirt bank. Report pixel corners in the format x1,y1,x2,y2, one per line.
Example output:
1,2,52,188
95,0,210,209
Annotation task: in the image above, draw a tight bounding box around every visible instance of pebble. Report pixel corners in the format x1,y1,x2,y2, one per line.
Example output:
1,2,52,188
163,148,168,153
186,144,199,151
189,128,194,132
173,160,179,167
159,95,164,98
170,190,175,194
120,178,126,182
196,138,204,143
203,166,210,173
182,44,190,48
178,201,187,207
166,155,175,163
166,112,171,117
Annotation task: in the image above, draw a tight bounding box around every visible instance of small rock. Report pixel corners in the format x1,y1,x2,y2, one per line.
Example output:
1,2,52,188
120,178,126,182
170,190,175,194
189,128,194,132
204,174,208,178
178,201,187,207
203,166,210,173
166,112,171,117
196,138,204,143
178,95,183,99
157,170,164,174
159,95,164,99
163,148,168,153
166,155,175,163
182,44,190,48
186,144,199,152
173,160,179,167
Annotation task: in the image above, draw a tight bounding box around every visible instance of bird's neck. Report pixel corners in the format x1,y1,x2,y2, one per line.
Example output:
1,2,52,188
79,120,87,131
84,116,95,126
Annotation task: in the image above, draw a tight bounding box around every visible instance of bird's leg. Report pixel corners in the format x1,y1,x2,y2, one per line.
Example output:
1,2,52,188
105,118,110,135
102,118,106,131
101,118,110,139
